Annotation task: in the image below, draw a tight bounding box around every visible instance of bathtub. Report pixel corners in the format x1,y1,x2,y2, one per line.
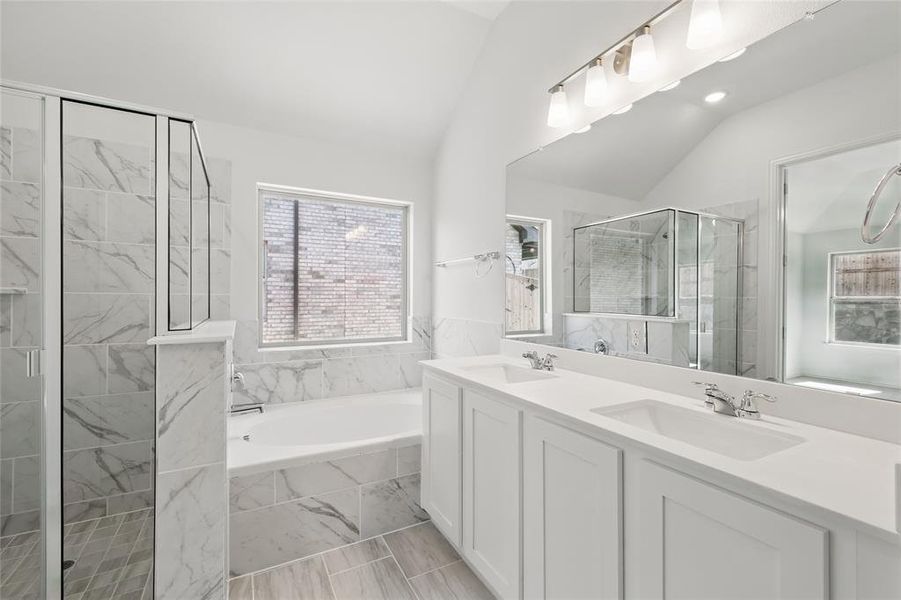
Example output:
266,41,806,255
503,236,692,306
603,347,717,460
227,388,427,576
228,388,422,476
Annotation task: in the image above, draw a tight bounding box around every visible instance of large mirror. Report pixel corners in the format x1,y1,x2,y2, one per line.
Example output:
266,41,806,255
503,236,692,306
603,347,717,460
505,0,901,401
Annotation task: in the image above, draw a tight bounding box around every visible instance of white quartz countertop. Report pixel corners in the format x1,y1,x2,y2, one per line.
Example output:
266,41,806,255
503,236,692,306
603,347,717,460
422,355,901,541
147,320,236,346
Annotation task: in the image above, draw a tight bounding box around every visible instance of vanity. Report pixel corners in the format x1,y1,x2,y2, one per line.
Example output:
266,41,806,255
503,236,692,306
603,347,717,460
420,349,901,600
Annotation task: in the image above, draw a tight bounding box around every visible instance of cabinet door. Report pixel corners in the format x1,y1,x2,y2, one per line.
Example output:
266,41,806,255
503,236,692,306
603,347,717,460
463,389,522,599
422,375,462,547
523,416,622,600
637,461,828,600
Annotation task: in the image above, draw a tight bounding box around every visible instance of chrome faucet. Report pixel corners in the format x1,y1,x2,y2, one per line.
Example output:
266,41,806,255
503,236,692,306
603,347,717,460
230,402,264,416
692,382,777,419
523,351,557,371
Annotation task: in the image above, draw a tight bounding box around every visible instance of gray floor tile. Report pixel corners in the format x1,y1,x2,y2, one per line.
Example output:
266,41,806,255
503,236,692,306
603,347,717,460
383,523,460,578
323,537,391,574
328,557,416,600
409,560,495,600
228,574,253,600
253,555,334,600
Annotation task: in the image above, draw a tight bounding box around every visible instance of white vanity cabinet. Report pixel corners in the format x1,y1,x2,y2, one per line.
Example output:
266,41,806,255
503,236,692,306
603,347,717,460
523,415,623,600
462,388,522,600
421,374,463,546
635,461,828,599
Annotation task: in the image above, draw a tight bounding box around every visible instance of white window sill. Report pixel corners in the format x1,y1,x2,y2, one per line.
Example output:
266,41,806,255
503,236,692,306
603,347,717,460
258,339,413,353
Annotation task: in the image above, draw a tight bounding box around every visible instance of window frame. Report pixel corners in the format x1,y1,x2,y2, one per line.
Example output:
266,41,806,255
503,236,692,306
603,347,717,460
257,183,412,350
826,247,900,348
504,215,550,337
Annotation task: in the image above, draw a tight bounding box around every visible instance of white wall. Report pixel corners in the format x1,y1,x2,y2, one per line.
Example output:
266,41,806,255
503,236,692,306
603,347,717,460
431,0,829,358
197,119,433,326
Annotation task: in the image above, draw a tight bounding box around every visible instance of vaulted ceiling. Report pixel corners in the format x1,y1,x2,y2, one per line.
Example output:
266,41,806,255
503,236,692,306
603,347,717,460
1,1,509,157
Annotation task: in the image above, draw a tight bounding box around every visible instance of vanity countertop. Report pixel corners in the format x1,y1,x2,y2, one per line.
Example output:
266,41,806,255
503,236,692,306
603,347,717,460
421,355,901,541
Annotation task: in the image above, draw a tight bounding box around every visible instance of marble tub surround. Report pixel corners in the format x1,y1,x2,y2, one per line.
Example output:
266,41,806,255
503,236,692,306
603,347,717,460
229,443,425,576
431,316,503,359
563,313,691,367
154,334,232,600
227,521,494,600
231,317,430,405
429,345,901,538
0,123,43,540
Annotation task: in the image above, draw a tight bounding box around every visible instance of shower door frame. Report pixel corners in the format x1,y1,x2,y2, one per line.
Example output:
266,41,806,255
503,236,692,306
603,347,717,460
1,78,198,599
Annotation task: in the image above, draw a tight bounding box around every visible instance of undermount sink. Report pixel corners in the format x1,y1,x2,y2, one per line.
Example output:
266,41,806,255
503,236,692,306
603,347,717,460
461,363,557,384
591,399,804,461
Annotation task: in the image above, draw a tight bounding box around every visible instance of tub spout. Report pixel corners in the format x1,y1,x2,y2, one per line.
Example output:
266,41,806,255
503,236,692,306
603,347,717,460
230,402,264,416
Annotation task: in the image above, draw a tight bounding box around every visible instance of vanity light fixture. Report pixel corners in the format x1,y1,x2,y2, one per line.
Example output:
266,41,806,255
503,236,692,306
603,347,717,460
575,124,592,133
718,47,746,62
704,90,727,103
659,79,681,91
612,104,633,115
686,0,723,49
547,84,570,128
628,25,658,82
584,58,608,107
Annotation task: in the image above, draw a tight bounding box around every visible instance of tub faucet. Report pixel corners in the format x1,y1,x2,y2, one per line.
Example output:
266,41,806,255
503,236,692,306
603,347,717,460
230,402,264,416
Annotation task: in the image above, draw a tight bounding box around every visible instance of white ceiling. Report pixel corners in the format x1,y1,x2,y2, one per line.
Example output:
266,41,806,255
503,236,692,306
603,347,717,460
0,1,502,158
509,0,900,200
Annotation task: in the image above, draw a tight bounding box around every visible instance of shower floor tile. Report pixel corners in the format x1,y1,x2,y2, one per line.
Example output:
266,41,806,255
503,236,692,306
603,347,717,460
61,508,154,600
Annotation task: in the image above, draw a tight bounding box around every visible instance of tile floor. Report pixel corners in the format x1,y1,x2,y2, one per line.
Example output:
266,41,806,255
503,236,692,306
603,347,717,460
0,529,42,599
61,508,154,600
228,521,495,600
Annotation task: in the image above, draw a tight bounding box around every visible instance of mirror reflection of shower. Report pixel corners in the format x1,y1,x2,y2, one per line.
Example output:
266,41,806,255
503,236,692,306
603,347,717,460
570,208,743,374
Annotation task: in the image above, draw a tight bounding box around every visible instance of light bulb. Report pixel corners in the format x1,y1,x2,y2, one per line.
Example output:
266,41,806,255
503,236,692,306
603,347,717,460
547,85,570,128
612,104,633,115
686,0,723,50
704,91,727,103
584,58,607,107
628,26,658,83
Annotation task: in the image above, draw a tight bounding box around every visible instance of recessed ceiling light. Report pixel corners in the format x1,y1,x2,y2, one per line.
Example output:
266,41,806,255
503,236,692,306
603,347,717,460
704,91,727,103
575,124,592,134
612,104,633,115
659,80,681,92
718,47,746,62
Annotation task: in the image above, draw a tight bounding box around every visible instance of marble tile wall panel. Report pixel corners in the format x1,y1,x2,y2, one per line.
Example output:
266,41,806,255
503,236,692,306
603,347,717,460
156,463,227,600
397,444,421,476
0,237,39,292
106,192,155,244
0,295,9,346
0,127,10,180
0,459,10,515
360,473,427,538
63,187,105,241
431,317,502,358
0,509,40,536
63,240,154,294
156,343,227,472
11,455,40,513
62,345,107,398
62,293,151,345
63,136,152,195
62,392,154,451
229,488,361,576
322,352,428,398
1,348,41,403
9,292,40,348
11,127,40,184
0,181,40,238
62,440,153,503
234,359,323,404
275,449,396,501
0,402,40,458
229,472,275,513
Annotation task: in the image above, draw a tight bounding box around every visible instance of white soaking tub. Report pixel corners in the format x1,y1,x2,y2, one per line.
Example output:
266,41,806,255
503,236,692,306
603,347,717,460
227,388,422,476
227,388,426,576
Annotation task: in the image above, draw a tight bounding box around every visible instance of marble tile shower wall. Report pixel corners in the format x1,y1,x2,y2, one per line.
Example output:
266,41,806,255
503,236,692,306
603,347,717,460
60,131,232,525
61,131,158,525
0,125,43,537
232,317,430,404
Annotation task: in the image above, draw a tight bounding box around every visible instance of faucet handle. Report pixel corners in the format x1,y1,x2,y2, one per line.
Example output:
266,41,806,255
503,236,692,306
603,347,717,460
692,381,720,406
522,351,539,359
744,390,777,403
692,381,719,390
738,390,776,419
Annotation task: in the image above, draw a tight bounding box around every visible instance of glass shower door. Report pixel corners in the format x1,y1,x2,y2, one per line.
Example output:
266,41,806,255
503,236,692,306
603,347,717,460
0,87,48,599
697,216,742,374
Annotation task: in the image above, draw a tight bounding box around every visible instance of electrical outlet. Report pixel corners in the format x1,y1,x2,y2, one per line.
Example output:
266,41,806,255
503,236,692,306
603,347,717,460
628,322,645,352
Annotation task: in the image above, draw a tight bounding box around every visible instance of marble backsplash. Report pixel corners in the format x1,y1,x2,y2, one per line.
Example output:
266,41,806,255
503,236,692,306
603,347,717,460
232,317,431,405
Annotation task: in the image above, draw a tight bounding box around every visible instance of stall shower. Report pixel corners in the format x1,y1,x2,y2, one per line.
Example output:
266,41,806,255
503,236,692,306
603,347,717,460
570,207,743,374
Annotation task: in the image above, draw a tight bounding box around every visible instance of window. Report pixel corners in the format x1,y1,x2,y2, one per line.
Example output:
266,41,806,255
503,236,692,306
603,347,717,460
259,185,409,347
505,217,547,335
828,249,900,346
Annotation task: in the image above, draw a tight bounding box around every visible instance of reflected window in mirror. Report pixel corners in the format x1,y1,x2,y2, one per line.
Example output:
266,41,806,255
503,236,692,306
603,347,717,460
505,217,548,336
828,250,900,346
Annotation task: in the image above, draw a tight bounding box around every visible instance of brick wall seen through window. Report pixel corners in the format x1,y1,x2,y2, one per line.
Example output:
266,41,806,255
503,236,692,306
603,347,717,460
260,188,408,346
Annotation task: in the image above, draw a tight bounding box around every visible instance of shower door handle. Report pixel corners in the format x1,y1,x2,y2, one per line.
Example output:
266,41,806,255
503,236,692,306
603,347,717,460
25,349,42,378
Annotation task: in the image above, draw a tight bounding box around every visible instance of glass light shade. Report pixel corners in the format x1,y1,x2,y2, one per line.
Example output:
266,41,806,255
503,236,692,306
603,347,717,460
547,86,570,128
686,0,723,50
628,29,658,83
584,61,607,107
